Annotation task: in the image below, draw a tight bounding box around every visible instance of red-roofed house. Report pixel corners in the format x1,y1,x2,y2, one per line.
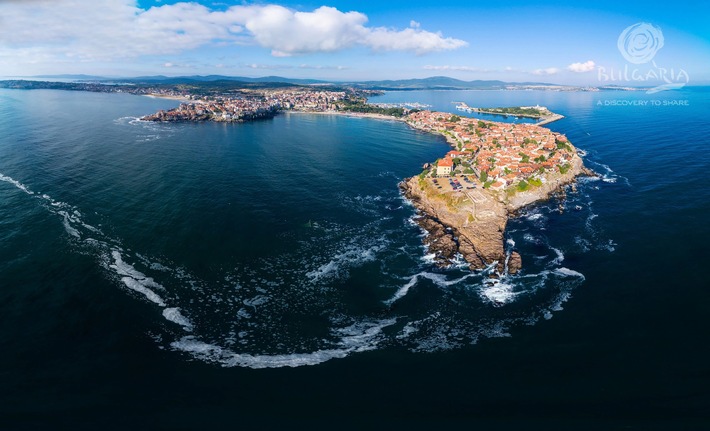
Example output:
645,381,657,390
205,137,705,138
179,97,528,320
436,158,453,176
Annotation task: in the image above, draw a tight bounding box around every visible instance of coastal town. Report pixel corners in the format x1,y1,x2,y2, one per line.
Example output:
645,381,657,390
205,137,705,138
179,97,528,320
137,86,589,274
401,111,588,275
406,110,576,194
140,88,388,122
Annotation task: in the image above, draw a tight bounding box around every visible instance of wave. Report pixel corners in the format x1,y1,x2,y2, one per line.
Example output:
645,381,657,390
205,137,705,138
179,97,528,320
162,308,194,331
306,241,386,282
478,278,518,305
171,318,396,369
0,173,33,195
1,168,591,368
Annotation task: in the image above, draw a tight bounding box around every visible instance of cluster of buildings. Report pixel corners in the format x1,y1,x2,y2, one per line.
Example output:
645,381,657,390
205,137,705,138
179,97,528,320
265,90,348,111
407,111,574,191
145,89,353,122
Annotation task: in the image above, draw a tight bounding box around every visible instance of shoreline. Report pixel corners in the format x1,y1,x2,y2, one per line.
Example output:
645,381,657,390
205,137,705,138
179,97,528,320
143,93,193,103
400,114,592,275
284,110,406,122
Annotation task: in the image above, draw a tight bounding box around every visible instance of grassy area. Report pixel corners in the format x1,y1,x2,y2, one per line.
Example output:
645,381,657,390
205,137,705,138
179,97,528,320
478,106,548,117
336,99,405,117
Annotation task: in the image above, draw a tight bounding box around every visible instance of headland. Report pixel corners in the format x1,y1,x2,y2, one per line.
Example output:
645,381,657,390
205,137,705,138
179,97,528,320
136,86,591,274
400,111,592,274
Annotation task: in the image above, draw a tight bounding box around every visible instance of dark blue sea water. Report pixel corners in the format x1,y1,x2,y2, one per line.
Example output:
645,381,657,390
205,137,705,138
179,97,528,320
1,88,708,429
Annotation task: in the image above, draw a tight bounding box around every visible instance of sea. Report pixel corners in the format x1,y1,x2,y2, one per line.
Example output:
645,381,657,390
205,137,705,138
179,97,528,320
0,87,708,429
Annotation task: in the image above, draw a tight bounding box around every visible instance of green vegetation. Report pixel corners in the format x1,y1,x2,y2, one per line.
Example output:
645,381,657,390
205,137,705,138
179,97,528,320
528,177,543,187
463,168,475,174
483,180,494,189
337,99,405,117
534,155,547,163
480,171,488,182
478,106,548,117
556,139,572,152
503,167,512,175
517,180,530,191
449,115,461,122
519,152,530,163
559,163,571,174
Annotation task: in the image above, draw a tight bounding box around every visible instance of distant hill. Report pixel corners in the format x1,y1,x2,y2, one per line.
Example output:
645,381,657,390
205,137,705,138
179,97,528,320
32,74,111,81
122,75,327,86
353,76,516,90
116,75,557,90
25,74,561,90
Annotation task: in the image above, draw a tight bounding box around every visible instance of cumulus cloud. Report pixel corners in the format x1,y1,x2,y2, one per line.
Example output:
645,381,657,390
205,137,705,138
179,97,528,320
567,60,596,73
231,5,466,56
531,67,560,76
0,1,467,64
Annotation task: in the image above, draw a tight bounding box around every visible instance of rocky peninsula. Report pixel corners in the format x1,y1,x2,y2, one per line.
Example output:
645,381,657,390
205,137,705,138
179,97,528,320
136,84,590,275
400,111,592,274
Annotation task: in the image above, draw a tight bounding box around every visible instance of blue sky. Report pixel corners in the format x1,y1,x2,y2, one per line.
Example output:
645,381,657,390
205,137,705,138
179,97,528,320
0,0,708,84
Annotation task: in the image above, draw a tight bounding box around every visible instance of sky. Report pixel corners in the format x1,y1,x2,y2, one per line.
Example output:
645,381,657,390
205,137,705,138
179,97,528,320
0,0,708,84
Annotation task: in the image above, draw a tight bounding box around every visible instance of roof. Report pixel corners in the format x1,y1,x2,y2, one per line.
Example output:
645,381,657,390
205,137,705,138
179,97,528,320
437,158,454,167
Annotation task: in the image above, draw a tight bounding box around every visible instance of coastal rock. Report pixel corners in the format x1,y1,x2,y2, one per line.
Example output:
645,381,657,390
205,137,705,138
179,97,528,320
507,251,522,274
415,216,458,266
401,151,588,274
401,178,509,272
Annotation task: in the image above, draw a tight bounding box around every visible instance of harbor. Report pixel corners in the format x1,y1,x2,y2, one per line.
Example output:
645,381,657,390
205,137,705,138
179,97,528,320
454,102,564,125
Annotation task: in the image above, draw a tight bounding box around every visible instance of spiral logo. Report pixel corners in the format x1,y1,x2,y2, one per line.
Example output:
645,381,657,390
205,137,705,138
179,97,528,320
617,22,664,64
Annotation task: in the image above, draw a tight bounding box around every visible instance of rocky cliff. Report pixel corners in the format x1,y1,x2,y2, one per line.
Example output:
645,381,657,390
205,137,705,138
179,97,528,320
401,151,590,275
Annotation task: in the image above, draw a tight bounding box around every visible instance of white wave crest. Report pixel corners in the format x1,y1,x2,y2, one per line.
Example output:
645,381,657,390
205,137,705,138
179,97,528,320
306,242,384,282
384,271,477,305
120,277,166,307
479,279,518,305
554,267,585,280
162,307,194,331
0,173,34,195
171,319,396,369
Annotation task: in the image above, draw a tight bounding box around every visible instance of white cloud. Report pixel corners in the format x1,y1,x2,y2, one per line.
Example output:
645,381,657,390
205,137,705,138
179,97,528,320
0,1,241,59
245,63,291,70
531,67,560,76
0,1,467,68
424,65,494,73
232,5,467,56
567,60,596,73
